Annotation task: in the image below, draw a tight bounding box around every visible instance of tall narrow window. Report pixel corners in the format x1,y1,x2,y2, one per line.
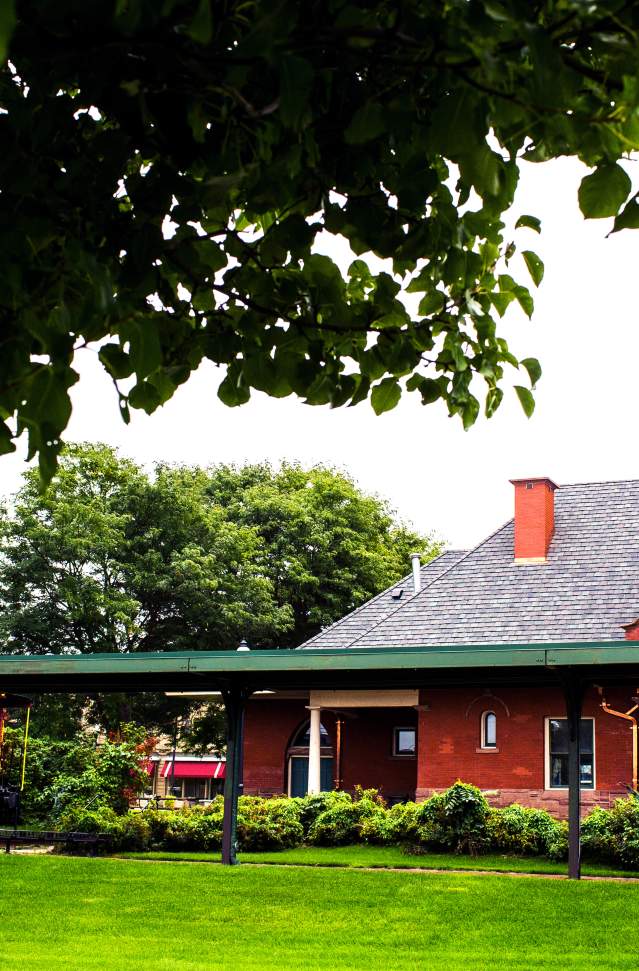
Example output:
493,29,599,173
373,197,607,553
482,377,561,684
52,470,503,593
481,711,497,749
547,718,594,789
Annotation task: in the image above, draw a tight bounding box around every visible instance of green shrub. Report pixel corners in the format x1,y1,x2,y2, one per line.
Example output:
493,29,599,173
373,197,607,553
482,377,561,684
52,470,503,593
237,796,303,851
581,798,639,868
409,783,490,855
57,805,152,851
487,804,562,856
308,788,385,845
294,791,344,837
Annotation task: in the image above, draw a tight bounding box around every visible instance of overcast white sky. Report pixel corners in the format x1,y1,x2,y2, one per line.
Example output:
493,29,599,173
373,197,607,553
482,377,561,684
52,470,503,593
1,156,637,551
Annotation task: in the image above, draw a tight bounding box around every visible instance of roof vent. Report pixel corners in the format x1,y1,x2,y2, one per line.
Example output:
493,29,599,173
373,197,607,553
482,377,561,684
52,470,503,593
391,589,403,601
410,553,422,593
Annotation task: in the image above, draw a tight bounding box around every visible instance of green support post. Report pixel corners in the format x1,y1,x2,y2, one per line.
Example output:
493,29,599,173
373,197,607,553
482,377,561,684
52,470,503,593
221,687,246,866
563,678,586,880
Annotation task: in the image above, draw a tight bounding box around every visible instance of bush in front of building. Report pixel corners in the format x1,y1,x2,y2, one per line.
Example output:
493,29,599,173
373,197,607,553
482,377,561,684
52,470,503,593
413,782,491,854
487,804,564,857
237,795,304,851
307,788,386,845
51,787,639,868
57,805,153,851
581,798,639,868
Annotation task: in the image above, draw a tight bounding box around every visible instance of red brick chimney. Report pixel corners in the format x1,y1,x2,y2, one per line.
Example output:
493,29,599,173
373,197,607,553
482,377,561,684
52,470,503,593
623,619,639,641
510,478,558,563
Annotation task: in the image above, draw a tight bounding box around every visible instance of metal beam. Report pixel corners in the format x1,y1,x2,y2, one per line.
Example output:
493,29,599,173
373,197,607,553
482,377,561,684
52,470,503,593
221,688,246,866
563,677,587,880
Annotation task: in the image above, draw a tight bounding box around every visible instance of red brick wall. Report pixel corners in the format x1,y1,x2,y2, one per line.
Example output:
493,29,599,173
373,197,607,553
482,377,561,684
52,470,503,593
243,687,634,816
416,685,633,817
339,707,417,800
243,700,417,799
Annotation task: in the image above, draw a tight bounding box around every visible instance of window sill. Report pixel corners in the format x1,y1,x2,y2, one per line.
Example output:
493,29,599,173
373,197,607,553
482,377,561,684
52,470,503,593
475,747,499,754
391,754,416,759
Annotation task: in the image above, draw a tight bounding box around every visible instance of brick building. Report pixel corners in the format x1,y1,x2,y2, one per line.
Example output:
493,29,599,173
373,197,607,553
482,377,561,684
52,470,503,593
242,478,639,816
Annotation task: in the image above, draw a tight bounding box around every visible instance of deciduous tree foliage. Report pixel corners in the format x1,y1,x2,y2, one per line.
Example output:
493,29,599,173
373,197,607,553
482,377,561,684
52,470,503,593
2,1,638,479
0,444,432,653
0,444,433,729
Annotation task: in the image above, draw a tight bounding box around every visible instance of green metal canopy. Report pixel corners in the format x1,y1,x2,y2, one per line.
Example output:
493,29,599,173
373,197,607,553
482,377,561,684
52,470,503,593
2,640,638,878
0,640,638,694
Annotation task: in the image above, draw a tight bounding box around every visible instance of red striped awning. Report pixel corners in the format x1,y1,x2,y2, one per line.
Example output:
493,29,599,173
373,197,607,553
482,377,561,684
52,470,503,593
161,760,225,780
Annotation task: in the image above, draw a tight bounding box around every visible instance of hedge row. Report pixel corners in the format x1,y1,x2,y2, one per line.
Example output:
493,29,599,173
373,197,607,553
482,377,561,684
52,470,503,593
57,782,639,868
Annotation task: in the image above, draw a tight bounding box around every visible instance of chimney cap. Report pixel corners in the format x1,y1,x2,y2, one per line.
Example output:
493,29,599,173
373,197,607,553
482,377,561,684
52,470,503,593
509,477,559,490
237,638,250,652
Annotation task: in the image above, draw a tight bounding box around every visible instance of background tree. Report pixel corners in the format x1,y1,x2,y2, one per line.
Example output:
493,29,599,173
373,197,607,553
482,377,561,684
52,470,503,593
204,462,438,646
1,2,638,480
0,443,435,733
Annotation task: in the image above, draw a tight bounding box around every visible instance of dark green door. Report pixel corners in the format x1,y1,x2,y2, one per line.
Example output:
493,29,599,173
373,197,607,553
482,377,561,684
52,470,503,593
289,757,333,797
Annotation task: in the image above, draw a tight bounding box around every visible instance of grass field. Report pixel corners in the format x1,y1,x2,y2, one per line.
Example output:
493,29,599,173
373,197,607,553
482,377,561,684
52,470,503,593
119,843,639,878
2,855,639,970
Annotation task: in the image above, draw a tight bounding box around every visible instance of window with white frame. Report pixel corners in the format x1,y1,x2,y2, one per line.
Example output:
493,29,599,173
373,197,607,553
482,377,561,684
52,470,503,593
393,727,416,756
546,718,595,789
480,711,497,749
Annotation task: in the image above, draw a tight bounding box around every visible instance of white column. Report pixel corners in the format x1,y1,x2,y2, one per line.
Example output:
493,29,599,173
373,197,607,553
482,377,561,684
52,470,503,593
307,706,321,794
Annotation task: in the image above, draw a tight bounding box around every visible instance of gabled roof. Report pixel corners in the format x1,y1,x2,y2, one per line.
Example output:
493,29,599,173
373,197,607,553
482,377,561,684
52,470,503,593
300,550,467,649
300,480,639,649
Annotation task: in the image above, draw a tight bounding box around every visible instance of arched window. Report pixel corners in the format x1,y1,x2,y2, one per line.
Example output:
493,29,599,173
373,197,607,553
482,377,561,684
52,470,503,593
481,711,497,749
291,720,330,747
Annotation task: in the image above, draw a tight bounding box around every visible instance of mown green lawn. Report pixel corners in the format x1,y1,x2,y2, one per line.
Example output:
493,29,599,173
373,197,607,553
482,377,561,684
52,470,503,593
119,843,639,879
2,855,639,970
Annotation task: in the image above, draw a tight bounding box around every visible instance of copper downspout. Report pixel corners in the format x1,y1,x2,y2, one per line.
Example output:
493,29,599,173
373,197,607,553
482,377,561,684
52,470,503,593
599,690,638,791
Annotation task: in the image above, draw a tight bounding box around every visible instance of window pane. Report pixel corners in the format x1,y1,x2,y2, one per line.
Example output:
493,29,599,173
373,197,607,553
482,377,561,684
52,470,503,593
580,721,593,755
549,718,569,754
183,779,207,800
580,756,594,786
484,713,496,747
395,729,416,755
551,754,568,787
295,721,330,746
548,720,594,788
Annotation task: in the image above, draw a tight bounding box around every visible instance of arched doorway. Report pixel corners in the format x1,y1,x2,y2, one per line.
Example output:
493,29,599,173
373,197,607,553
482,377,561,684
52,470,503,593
286,719,334,797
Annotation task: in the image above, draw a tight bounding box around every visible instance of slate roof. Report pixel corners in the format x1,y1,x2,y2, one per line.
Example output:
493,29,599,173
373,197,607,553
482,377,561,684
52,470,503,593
299,480,639,649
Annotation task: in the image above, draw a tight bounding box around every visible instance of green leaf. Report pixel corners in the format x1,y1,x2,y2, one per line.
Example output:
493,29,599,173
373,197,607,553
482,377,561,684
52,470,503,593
217,366,250,406
99,344,134,380
522,250,544,287
611,195,639,233
578,164,631,219
485,386,503,418
187,0,213,44
515,215,541,233
514,385,535,417
279,55,313,130
371,378,401,415
128,381,162,414
418,291,446,316
520,357,542,388
344,102,386,145
514,285,534,318
128,321,162,378
0,0,16,63
490,291,514,317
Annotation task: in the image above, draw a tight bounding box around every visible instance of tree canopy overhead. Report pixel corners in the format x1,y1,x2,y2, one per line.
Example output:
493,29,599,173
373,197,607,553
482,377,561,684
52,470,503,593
2,1,638,479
